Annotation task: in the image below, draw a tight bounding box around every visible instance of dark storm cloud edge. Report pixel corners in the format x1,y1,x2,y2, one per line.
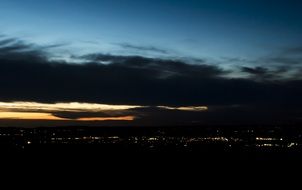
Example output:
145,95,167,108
117,43,169,54
0,36,302,107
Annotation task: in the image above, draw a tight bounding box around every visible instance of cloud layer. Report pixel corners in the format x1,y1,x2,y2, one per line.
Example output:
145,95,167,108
1,36,302,125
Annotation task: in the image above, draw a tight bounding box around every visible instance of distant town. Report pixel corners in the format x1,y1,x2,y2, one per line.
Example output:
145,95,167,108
1,125,302,159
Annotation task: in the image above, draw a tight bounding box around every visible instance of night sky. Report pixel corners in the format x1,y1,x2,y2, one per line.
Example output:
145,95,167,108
0,0,302,126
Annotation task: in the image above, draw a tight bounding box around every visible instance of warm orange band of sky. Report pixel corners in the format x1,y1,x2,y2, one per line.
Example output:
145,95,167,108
0,101,208,122
0,102,139,121
0,112,135,121
76,116,134,121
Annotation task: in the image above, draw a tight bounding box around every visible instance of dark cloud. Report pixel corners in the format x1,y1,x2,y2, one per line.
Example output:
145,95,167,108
269,57,301,65
224,47,302,81
241,67,268,75
51,108,137,120
0,38,17,46
52,112,111,119
0,38,301,107
0,36,55,63
81,53,226,79
117,43,168,54
0,36,67,59
265,46,302,66
284,46,302,55
1,37,302,124
130,105,301,125
41,43,69,50
240,66,281,80
0,39,33,54
223,45,302,78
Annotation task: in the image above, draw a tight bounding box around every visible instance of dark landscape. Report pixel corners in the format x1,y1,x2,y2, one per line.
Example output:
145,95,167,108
1,125,302,161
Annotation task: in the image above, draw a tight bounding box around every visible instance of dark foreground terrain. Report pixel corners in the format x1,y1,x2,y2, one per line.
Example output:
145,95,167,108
1,125,302,162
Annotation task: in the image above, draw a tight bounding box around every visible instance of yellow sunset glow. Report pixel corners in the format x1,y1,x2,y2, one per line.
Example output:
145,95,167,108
0,102,139,122
0,101,207,122
0,102,141,112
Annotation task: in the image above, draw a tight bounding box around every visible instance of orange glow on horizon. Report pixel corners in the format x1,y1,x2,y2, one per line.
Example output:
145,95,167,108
0,112,135,121
0,112,66,120
0,101,207,123
77,116,135,121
